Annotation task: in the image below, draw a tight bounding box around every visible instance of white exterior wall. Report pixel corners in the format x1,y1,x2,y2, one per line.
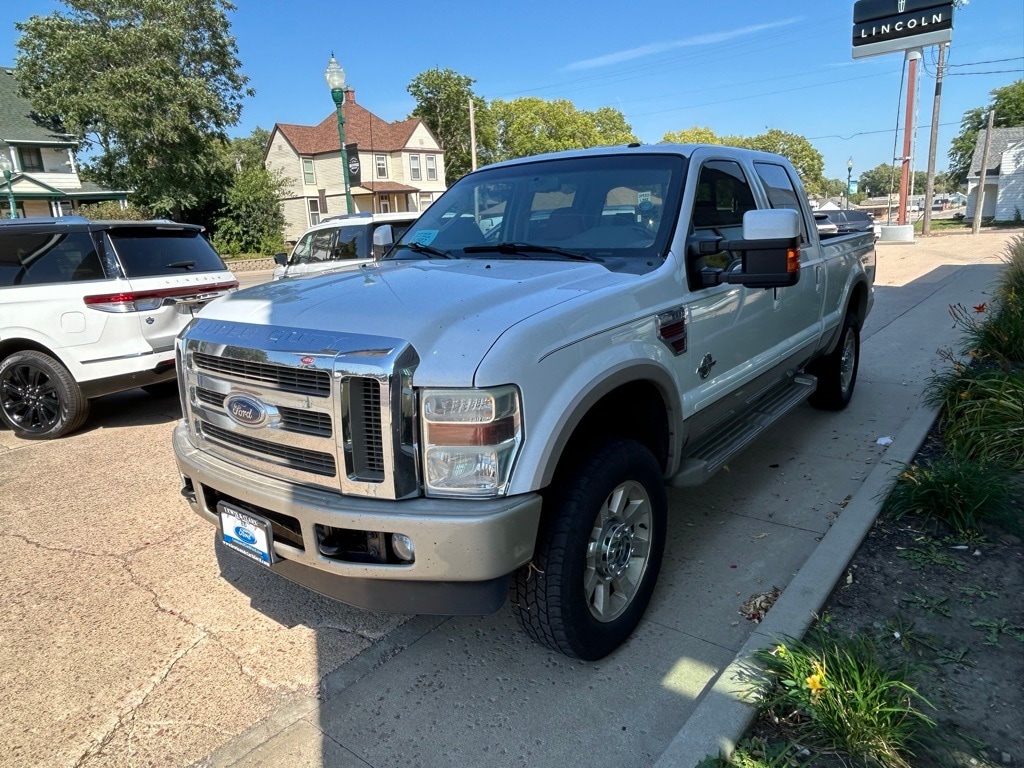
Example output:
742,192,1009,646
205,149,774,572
995,145,1024,222
965,180,999,220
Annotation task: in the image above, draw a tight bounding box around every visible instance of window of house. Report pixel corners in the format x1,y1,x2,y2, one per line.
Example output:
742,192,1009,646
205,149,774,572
753,162,809,244
301,158,316,185
426,155,437,181
19,147,44,173
409,155,421,181
419,193,433,211
379,195,390,213
375,155,388,179
308,198,321,226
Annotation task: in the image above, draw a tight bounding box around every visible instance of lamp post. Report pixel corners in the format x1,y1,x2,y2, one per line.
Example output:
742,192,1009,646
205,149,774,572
0,152,16,219
846,157,854,210
325,55,354,215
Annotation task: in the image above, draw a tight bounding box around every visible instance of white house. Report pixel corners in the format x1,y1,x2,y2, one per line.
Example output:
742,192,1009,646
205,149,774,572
965,127,1024,222
265,88,447,241
0,67,127,217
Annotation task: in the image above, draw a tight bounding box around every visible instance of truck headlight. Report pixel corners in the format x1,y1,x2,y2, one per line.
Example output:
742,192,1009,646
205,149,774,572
421,385,522,498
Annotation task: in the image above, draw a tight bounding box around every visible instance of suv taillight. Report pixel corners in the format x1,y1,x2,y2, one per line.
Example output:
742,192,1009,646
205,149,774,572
84,281,238,312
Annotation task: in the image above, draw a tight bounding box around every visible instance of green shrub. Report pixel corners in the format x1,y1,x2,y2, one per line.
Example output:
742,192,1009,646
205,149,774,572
76,200,152,220
753,632,934,768
882,456,1015,535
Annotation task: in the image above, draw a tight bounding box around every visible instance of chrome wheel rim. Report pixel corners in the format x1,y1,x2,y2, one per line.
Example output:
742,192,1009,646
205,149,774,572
584,480,653,623
839,328,857,393
1,364,60,433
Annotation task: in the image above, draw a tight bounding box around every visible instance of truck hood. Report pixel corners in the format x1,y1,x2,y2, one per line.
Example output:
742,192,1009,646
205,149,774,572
199,259,630,385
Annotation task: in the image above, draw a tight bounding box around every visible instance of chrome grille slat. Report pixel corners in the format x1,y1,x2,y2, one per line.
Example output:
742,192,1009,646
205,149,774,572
193,352,330,396
201,422,336,476
197,387,332,438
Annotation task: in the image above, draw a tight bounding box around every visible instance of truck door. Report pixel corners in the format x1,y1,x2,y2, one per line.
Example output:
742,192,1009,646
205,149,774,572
752,161,824,357
680,157,778,422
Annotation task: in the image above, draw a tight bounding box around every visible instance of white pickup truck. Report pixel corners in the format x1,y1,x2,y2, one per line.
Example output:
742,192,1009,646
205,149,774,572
173,144,875,660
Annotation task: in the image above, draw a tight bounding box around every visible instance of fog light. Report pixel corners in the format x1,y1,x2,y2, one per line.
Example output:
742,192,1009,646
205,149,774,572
391,533,415,562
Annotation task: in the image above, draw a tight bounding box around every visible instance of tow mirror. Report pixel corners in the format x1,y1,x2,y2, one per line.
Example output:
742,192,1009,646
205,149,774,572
700,209,802,289
273,252,288,267
373,225,394,258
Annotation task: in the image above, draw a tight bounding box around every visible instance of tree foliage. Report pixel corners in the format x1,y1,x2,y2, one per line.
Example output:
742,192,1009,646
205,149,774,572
76,200,151,220
15,0,253,217
947,80,1024,187
490,97,637,162
661,126,825,194
407,68,494,182
212,128,286,255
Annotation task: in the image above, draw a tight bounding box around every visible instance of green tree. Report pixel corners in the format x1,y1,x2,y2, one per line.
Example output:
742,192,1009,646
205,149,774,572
947,79,1024,187
15,0,253,218
822,178,848,198
212,128,286,256
858,163,900,199
407,68,494,182
76,200,151,220
661,126,825,194
490,97,637,162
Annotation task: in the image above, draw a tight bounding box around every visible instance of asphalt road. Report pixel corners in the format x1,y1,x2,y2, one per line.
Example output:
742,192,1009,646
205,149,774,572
1,230,1018,768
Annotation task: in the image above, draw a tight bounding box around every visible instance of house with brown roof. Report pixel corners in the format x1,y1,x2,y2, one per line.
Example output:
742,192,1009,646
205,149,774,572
265,87,447,240
0,67,128,218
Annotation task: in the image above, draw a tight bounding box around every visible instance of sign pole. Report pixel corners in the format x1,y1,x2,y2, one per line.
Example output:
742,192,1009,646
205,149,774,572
898,48,921,226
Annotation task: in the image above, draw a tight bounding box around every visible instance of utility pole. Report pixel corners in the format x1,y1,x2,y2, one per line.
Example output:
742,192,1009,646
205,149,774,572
972,108,996,235
468,97,478,172
922,42,947,236
898,49,921,226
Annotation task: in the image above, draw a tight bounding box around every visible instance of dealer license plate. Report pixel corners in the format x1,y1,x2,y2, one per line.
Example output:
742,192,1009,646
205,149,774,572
219,503,275,566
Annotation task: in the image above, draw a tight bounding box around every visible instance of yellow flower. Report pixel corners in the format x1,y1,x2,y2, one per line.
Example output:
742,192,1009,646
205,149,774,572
774,644,787,658
805,661,827,698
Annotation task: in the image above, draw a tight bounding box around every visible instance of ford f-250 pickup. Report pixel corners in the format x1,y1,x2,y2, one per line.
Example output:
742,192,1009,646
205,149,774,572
173,144,875,660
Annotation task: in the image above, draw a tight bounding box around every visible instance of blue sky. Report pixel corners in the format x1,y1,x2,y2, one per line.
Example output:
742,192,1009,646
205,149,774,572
2,1,1022,182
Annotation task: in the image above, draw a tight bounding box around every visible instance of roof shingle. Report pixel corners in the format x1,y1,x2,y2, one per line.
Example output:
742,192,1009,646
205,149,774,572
276,92,424,155
0,67,77,145
969,127,1024,178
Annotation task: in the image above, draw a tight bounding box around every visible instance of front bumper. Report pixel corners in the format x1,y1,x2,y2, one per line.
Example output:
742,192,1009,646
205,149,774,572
173,423,542,615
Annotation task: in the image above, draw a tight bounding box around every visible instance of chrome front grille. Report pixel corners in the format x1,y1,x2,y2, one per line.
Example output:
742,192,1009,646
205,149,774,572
193,352,330,396
182,319,420,499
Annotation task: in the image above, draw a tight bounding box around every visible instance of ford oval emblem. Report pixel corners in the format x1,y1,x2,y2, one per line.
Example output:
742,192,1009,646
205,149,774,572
235,526,258,545
225,394,267,427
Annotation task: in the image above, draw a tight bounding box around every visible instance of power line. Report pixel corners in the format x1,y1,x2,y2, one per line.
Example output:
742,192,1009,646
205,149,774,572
947,68,1024,76
946,56,1023,68
807,120,961,141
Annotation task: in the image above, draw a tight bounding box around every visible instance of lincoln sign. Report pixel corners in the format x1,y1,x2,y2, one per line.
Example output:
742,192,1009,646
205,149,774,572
852,0,954,59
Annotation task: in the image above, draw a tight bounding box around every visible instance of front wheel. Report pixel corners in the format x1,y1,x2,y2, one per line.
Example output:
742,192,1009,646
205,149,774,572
809,311,860,411
0,351,90,439
512,439,667,660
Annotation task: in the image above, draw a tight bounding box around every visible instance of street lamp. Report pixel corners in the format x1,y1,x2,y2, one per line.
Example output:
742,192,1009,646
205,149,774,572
846,157,854,210
325,54,355,215
0,151,16,219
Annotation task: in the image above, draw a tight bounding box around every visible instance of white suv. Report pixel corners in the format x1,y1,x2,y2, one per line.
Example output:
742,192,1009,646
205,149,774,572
273,212,420,280
0,217,237,439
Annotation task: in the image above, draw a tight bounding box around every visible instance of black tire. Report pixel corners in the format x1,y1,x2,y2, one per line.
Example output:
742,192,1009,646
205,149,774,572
512,438,667,660
809,311,860,411
142,380,180,398
0,351,90,439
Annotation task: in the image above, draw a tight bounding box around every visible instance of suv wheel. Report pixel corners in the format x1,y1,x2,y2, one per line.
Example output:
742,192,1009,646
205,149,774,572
0,351,90,439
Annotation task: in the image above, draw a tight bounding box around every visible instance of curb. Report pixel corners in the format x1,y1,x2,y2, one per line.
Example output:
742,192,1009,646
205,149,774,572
654,402,939,767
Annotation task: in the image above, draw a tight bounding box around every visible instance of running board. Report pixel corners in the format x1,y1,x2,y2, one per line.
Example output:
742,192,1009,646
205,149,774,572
669,374,817,487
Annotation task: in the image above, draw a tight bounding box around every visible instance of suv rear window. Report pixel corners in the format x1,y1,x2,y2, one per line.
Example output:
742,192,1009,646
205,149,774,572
107,229,227,277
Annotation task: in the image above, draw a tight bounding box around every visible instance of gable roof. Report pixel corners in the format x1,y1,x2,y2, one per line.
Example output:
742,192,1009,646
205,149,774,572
274,90,430,156
0,67,77,146
969,127,1024,178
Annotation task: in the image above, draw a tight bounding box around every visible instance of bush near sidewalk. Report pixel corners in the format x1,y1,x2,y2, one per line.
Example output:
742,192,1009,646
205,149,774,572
701,236,1024,767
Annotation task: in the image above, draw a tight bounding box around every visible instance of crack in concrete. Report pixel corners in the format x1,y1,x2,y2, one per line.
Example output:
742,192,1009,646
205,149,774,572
72,635,208,768
4,531,122,560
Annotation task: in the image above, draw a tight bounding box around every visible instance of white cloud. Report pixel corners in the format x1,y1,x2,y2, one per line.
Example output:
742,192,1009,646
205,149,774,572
564,18,803,71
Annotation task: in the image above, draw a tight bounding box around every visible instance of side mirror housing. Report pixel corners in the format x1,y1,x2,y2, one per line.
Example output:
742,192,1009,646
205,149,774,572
273,252,288,266
701,209,802,289
372,225,395,259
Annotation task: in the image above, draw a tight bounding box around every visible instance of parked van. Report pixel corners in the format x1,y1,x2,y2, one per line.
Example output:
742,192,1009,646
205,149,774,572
0,217,237,439
273,212,420,281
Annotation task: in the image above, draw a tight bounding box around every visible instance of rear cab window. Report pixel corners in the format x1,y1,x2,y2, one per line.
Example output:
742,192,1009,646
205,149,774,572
106,227,228,277
753,162,810,245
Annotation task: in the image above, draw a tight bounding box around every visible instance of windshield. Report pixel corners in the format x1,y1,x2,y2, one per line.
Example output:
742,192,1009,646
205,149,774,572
389,153,685,274
288,224,370,266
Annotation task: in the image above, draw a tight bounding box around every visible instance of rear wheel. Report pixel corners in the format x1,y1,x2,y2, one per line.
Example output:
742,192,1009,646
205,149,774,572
512,438,667,660
809,310,860,411
0,351,90,439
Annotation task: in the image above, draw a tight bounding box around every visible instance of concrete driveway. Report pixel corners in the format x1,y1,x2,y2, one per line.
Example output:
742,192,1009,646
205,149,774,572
1,230,1018,768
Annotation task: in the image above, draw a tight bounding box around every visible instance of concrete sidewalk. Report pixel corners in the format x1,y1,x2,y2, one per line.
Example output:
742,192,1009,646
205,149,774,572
191,233,1018,768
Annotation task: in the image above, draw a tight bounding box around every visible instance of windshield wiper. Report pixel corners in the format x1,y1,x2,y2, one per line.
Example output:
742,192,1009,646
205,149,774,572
398,241,454,259
166,260,197,270
462,242,600,262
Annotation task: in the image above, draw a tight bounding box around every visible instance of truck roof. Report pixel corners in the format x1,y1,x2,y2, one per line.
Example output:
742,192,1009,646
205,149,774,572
478,142,796,172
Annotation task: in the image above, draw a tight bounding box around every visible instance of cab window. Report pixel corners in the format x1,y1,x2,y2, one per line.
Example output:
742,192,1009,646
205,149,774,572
754,162,809,244
690,160,757,274
289,229,335,265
